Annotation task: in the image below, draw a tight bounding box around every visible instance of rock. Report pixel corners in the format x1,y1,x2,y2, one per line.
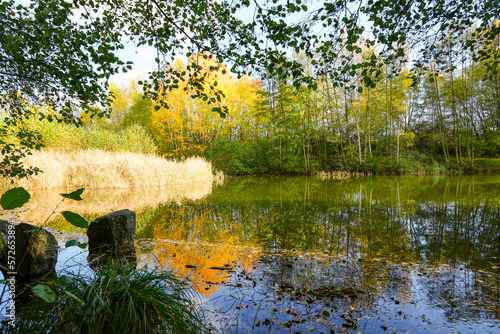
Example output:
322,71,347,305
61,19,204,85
86,209,136,250
0,220,58,279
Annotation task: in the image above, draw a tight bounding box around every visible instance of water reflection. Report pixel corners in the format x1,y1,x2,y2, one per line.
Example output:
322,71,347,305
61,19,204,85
18,174,500,332
145,175,500,270
1,182,213,230
135,174,499,332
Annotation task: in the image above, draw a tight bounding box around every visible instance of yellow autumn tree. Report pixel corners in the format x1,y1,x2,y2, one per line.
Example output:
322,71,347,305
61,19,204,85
150,53,265,158
80,81,142,131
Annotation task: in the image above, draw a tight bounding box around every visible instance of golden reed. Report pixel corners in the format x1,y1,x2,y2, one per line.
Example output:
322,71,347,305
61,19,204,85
5,149,215,189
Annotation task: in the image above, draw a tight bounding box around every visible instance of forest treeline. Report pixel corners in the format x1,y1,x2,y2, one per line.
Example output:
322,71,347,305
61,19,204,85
2,0,500,180
26,26,500,176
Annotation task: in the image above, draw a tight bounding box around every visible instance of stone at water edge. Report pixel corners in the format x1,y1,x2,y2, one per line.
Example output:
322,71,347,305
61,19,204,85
0,220,58,279
86,209,136,250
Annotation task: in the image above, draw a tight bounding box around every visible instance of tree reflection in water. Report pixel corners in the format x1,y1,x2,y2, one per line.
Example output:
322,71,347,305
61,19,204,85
135,175,499,333
40,174,499,332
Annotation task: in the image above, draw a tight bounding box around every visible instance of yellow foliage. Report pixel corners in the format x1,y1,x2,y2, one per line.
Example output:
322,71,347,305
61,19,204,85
80,81,142,130
151,53,266,157
399,131,416,148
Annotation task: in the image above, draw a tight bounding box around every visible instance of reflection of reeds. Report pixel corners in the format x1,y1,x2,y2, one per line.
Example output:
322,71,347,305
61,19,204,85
7,184,213,226
4,149,214,189
317,171,373,179
213,170,225,185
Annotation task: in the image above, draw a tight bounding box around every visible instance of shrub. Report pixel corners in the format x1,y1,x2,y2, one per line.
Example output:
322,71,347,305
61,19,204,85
37,120,157,155
122,124,157,155
207,139,275,175
38,120,85,152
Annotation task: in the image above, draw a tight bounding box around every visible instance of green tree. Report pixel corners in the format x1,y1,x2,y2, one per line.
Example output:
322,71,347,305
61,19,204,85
1,0,499,178
122,95,154,132
0,0,125,177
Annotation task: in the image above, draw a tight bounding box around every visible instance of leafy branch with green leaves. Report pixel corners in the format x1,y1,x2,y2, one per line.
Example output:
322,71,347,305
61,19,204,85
0,187,89,306
0,186,103,317
1,0,499,179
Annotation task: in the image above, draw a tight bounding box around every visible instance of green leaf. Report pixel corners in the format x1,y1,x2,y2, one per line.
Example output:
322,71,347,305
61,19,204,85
61,188,84,201
77,243,88,249
64,290,85,306
1,187,30,210
65,240,78,247
62,211,89,229
34,12,45,21
33,285,56,303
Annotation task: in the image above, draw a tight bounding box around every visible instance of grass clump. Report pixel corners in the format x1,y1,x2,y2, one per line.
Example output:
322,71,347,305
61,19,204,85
9,262,207,334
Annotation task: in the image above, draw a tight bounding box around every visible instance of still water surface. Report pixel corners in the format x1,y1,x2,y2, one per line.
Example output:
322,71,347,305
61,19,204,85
43,175,500,332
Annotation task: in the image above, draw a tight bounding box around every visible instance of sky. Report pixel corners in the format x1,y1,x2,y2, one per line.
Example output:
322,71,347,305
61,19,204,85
109,43,159,86
108,0,326,86
108,0,375,87
108,1,259,86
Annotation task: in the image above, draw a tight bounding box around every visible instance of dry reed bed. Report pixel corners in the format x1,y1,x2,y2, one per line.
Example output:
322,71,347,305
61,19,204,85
0,149,215,225
12,149,214,189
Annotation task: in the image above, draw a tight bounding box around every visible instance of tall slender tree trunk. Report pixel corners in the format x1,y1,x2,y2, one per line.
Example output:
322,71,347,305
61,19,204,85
344,87,351,152
396,122,400,166
493,36,500,130
365,87,373,160
431,65,450,163
356,110,362,165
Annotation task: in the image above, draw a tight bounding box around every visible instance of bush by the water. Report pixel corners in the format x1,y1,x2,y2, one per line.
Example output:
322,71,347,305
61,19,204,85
206,138,314,175
38,120,157,155
206,136,491,176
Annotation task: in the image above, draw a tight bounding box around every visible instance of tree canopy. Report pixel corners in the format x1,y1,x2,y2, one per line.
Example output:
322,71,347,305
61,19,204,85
1,0,125,177
1,0,498,177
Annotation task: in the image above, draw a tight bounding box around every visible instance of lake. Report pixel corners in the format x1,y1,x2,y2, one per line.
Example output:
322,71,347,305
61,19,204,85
7,174,500,332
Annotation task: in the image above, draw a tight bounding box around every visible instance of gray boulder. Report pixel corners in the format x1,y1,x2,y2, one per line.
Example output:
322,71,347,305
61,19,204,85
0,220,58,279
86,209,136,250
